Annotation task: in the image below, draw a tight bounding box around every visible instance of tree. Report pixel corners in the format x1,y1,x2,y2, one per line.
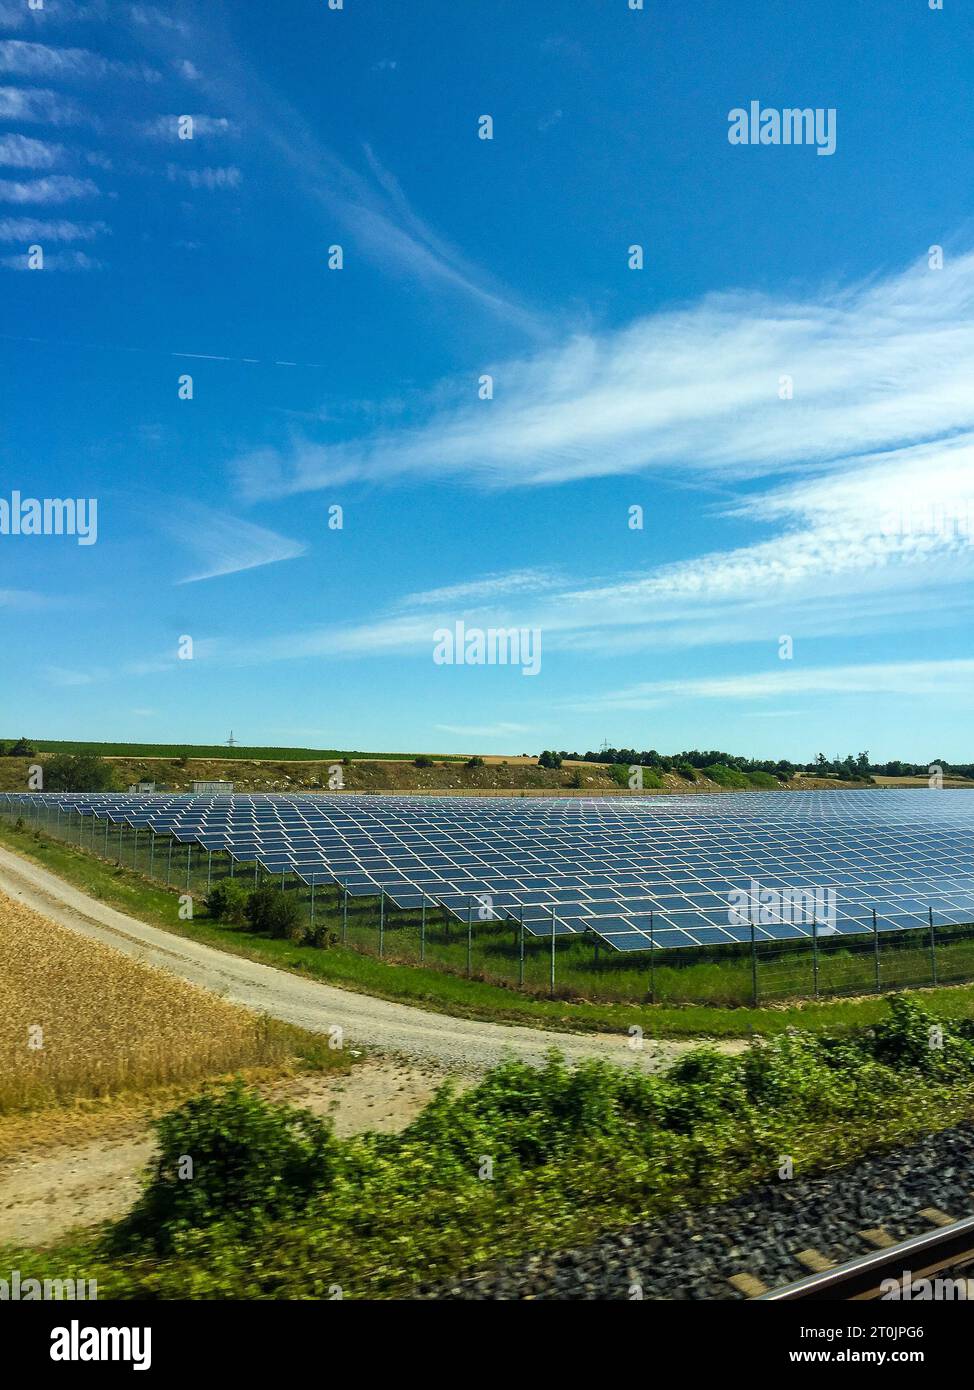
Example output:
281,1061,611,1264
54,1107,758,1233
8,736,35,757
43,754,116,792
537,750,562,769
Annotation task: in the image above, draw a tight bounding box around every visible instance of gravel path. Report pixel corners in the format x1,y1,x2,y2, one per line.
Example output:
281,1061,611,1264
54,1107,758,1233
425,1122,974,1299
0,845,730,1074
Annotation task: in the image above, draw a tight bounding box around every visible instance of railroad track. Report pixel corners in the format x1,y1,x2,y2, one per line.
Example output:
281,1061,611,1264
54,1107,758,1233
744,1210,974,1301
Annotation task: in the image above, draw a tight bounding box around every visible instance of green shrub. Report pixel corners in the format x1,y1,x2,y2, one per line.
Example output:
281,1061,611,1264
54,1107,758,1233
205,879,251,925
675,761,697,782
465,756,485,768
413,756,435,768
746,770,778,789
113,1080,338,1254
42,753,116,792
245,885,305,941
21,998,974,1301
703,763,749,789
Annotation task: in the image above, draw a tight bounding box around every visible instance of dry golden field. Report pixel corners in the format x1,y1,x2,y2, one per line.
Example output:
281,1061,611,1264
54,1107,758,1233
0,890,318,1112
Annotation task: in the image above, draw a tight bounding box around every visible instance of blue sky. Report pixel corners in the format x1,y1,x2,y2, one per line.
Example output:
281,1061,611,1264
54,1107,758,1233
1,0,972,760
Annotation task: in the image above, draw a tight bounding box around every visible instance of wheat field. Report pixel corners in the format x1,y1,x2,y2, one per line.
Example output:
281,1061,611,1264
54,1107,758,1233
0,891,305,1111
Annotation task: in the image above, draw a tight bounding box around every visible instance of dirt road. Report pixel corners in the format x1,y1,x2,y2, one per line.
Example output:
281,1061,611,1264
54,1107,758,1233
0,845,728,1074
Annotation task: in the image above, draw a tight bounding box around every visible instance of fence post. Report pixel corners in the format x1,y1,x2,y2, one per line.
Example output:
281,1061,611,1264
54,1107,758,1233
342,881,348,943
872,907,881,992
133,826,139,870
466,899,473,978
379,889,385,957
149,830,155,878
166,835,172,885
649,909,656,1004
929,906,938,986
420,894,426,963
549,906,556,996
811,915,819,998
750,915,758,1006
207,848,212,894
186,843,192,892
518,908,525,988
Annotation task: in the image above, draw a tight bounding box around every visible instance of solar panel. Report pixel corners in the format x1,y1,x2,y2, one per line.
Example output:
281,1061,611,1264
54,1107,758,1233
4,789,974,952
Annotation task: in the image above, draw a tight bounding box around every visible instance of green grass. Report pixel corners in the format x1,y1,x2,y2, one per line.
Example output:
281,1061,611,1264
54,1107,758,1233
9,997,974,1298
3,738,467,762
8,814,974,1040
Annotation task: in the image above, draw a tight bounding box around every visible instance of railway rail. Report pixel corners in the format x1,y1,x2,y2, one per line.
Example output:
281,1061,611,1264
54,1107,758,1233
753,1211,974,1301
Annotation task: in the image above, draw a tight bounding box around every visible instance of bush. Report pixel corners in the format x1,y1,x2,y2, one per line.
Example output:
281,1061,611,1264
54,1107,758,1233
8,736,36,757
245,885,305,941
20,997,974,1300
42,753,116,792
703,762,749,789
675,761,697,782
305,921,334,949
413,756,434,768
205,879,251,925
746,770,778,789
537,750,562,769
465,756,485,768
113,1080,338,1254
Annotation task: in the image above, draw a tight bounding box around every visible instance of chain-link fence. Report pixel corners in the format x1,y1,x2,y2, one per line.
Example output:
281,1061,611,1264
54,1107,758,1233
3,797,972,1008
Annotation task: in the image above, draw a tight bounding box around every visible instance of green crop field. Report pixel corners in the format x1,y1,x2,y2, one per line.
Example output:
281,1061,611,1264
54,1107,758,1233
2,739,467,763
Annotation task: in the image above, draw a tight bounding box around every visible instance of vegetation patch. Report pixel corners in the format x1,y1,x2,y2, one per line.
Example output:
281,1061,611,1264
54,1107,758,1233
11,998,974,1298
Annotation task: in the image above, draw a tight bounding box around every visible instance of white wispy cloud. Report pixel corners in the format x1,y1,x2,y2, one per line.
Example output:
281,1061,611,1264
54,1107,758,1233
0,39,159,82
0,86,88,125
0,215,108,240
0,133,63,168
178,37,542,334
1,247,102,269
169,506,306,584
0,173,98,203
232,247,974,498
434,722,534,737
0,0,108,24
562,660,974,713
44,664,99,687
129,3,189,34
399,568,562,608
0,588,52,610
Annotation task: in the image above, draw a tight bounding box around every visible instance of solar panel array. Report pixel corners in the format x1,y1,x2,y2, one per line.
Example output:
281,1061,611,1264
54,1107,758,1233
4,789,974,951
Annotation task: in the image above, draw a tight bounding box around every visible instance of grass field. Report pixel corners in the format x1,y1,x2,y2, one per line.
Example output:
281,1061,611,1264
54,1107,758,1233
8,813,974,1040
0,888,348,1113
